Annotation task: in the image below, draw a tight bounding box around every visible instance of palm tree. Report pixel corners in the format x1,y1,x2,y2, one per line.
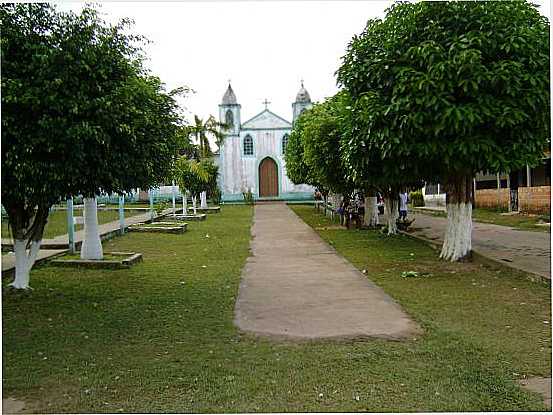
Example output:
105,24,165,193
187,115,227,207
187,115,227,159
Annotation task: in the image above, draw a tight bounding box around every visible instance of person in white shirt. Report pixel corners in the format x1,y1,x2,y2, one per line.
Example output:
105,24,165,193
399,192,409,221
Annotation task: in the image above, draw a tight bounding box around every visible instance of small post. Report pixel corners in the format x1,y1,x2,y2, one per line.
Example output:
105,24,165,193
119,195,125,235
506,173,512,212
149,189,154,221
526,165,531,188
496,173,501,210
172,180,176,217
67,197,75,254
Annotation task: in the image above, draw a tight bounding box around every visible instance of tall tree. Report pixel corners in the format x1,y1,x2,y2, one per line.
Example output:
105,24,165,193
338,1,549,259
186,115,225,207
340,91,425,234
187,115,226,159
1,4,181,288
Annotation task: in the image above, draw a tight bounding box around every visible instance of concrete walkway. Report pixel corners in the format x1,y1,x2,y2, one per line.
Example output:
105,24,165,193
408,212,551,280
234,203,421,340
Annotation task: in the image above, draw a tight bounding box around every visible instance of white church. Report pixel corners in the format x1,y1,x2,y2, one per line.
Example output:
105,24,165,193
215,82,315,202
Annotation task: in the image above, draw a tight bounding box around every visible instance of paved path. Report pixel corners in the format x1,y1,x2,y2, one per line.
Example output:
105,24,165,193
234,203,421,340
1,209,168,274
409,212,551,280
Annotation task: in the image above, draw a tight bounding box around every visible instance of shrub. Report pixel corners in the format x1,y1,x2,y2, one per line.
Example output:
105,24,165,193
154,200,169,216
409,190,424,207
242,189,255,205
211,187,222,205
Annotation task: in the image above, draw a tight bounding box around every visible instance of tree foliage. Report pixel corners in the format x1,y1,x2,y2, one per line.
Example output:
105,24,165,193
337,1,550,186
187,115,227,159
1,4,182,242
285,97,355,196
174,157,209,197
301,92,355,195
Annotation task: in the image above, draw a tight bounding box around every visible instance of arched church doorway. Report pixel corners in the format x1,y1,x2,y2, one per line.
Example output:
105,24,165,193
259,157,279,197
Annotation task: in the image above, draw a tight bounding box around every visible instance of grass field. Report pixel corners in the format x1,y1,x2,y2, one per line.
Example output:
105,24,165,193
415,207,550,232
2,204,550,412
1,209,144,240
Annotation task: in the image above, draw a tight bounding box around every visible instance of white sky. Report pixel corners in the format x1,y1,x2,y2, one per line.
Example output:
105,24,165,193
60,0,550,135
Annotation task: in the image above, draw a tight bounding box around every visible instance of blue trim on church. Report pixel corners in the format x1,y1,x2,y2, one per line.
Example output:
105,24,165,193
221,191,314,203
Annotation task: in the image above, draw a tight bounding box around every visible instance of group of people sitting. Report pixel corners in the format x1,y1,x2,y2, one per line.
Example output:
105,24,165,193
315,191,410,229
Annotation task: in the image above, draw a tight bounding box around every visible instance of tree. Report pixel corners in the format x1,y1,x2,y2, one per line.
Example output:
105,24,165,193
285,99,354,210
284,116,321,192
174,157,209,215
187,115,226,159
1,4,181,288
340,92,425,234
186,115,225,207
337,1,550,259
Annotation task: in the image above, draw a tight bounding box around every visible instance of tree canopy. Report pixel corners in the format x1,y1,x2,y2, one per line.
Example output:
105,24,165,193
1,3,183,244
337,1,550,182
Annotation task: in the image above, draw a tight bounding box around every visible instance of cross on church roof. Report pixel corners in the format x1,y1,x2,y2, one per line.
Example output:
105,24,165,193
262,99,271,109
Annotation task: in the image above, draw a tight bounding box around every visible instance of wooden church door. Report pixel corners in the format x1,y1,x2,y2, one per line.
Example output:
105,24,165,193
259,157,279,197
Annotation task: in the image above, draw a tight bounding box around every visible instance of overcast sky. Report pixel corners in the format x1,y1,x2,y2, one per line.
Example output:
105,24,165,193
62,0,550,132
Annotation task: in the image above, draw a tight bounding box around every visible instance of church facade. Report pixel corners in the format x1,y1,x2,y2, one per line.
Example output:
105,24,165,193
216,82,315,202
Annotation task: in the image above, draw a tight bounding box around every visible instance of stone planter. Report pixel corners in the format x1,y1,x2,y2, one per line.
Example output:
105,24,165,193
188,206,221,214
158,214,206,222
128,222,187,234
50,251,143,269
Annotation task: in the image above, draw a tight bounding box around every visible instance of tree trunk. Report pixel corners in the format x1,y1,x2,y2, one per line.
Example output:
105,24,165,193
81,197,103,260
192,195,197,215
384,195,399,235
172,181,176,217
10,239,41,289
182,190,187,215
364,196,379,227
440,175,473,261
200,191,208,209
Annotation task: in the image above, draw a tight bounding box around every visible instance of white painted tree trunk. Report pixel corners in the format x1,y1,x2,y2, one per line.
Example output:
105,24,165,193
10,239,41,289
81,197,103,260
192,195,197,215
364,196,379,227
384,197,399,235
182,190,188,215
440,201,473,261
200,191,208,209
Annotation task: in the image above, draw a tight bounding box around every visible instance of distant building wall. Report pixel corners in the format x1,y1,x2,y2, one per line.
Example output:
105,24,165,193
474,188,509,210
518,186,550,214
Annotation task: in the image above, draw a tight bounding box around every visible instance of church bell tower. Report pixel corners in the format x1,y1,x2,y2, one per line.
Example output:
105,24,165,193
292,80,312,123
219,83,241,136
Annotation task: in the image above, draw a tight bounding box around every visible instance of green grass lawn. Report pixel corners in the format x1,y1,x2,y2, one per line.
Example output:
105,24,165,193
1,209,144,240
414,207,550,232
2,204,551,412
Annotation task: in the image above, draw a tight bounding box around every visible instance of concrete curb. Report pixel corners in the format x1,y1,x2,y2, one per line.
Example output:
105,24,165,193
398,230,550,284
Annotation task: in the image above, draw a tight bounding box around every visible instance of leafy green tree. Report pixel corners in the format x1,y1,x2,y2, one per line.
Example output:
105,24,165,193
301,93,355,198
340,92,424,234
1,4,181,287
337,1,550,259
200,158,220,203
285,110,333,205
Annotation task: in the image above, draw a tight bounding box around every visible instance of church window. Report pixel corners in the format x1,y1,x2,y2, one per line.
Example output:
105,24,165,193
225,109,234,129
282,134,289,154
243,135,253,156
